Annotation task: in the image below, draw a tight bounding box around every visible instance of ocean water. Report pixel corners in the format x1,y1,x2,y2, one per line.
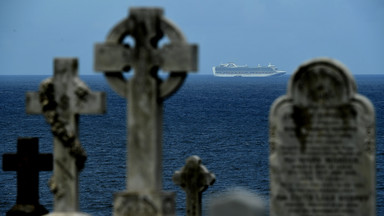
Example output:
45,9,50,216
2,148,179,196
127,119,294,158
0,74,383,215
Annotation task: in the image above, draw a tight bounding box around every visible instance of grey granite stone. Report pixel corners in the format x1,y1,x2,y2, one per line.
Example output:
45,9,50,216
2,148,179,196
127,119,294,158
26,58,105,214
94,7,198,216
43,213,90,216
173,156,215,216
207,188,266,216
269,58,376,216
113,191,175,216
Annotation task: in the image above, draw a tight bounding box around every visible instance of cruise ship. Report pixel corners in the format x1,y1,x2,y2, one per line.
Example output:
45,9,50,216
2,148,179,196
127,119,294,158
212,63,286,77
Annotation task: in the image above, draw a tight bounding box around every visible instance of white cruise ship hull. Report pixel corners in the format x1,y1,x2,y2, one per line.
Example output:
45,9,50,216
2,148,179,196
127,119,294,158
212,66,286,77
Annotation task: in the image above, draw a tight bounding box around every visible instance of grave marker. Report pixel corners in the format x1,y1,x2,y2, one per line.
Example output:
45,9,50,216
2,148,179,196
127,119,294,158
26,58,106,214
94,7,197,216
269,58,376,216
2,137,52,216
173,156,215,216
207,188,266,216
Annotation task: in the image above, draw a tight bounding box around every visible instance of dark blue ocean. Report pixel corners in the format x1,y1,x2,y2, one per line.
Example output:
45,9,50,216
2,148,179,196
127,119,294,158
1,74,383,215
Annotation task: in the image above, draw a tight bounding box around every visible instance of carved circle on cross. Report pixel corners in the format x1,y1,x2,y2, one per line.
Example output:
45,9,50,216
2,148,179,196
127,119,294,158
102,8,191,100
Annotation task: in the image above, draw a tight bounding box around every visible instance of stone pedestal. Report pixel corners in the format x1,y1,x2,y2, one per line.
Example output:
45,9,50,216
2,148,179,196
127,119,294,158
113,191,175,216
6,204,49,216
44,213,91,216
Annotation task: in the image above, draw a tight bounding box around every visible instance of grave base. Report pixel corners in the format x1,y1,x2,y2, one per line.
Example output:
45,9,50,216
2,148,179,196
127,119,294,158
44,212,91,216
113,191,175,216
6,204,49,216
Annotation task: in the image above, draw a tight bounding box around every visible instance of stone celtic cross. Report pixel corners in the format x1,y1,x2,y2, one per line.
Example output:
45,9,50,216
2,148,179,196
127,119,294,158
269,58,375,216
173,156,215,216
94,7,197,216
26,58,106,213
3,137,52,216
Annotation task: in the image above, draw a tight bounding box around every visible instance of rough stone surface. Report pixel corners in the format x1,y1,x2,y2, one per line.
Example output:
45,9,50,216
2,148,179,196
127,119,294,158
269,58,376,216
43,213,91,216
113,191,175,216
173,156,215,216
3,137,52,216
26,58,105,213
94,7,198,216
207,188,266,216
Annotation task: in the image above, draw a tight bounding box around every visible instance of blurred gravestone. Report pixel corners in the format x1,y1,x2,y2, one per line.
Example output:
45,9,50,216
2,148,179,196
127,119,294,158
173,155,215,216
207,188,266,216
94,7,197,216
2,137,52,216
269,58,376,216
26,58,106,215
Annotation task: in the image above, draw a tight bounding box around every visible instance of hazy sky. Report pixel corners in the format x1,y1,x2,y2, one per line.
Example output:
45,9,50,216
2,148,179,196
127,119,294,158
0,0,383,75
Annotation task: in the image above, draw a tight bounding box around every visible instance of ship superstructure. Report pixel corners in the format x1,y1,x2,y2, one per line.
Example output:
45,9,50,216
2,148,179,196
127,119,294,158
212,63,285,77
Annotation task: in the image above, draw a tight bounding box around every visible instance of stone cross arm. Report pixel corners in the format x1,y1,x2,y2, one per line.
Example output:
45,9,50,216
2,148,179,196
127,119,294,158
3,152,52,171
3,141,52,172
26,58,106,115
173,156,215,192
26,89,105,115
94,42,197,72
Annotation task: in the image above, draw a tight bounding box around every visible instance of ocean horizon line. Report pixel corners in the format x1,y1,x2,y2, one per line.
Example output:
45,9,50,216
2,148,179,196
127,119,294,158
0,73,383,76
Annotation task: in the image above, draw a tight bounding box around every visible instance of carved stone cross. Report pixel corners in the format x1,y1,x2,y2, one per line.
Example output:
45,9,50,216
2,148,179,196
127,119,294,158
26,58,106,213
3,137,52,216
173,156,215,216
94,7,197,216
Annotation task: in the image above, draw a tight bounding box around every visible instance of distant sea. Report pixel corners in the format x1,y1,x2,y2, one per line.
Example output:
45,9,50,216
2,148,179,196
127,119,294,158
1,74,383,215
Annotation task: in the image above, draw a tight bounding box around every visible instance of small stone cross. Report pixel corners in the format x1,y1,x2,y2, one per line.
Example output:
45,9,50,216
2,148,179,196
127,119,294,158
2,137,53,216
26,58,106,213
173,156,215,216
94,7,197,216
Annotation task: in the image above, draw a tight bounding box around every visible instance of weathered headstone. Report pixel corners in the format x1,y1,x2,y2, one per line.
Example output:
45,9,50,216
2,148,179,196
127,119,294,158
26,58,106,215
3,137,53,216
207,188,266,216
269,58,376,216
173,156,215,216
94,7,197,216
